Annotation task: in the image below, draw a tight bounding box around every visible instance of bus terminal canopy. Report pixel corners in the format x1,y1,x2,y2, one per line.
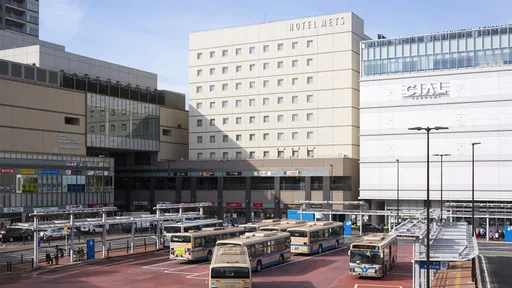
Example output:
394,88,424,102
393,219,427,237
154,202,214,209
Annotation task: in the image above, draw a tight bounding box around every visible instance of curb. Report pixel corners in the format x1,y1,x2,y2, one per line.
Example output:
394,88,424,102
475,257,483,288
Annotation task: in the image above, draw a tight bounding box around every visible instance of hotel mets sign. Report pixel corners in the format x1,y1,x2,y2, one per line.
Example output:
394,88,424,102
289,16,345,32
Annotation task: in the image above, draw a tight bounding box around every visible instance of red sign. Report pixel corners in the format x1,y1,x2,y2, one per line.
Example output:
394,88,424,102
0,168,15,174
88,204,105,208
252,203,263,208
226,202,242,208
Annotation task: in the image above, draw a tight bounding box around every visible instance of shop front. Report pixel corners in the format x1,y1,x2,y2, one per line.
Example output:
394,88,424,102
251,203,276,222
131,201,151,212
224,202,246,224
180,201,217,219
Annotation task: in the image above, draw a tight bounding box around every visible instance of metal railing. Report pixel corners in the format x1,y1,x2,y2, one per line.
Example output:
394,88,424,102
6,0,26,9
5,25,25,34
5,13,26,22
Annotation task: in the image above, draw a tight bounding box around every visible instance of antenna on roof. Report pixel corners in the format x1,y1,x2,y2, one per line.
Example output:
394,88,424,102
264,12,266,23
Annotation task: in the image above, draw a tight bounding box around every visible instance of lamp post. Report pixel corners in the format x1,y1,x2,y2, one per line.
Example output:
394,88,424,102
408,126,449,288
396,159,399,229
471,142,480,283
433,154,450,223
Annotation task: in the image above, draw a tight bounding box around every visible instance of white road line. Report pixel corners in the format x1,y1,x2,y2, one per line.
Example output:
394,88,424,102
34,259,135,279
479,254,491,288
354,284,402,288
141,257,179,268
186,271,209,278
388,272,412,275
263,246,347,271
188,276,209,280
162,271,198,275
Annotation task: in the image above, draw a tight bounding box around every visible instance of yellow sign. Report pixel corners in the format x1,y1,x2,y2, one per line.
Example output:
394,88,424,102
19,169,35,174
64,227,68,231
22,183,38,192
175,248,185,255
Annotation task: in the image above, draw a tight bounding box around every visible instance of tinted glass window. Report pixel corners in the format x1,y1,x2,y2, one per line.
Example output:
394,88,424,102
211,267,250,279
288,230,307,237
170,235,191,243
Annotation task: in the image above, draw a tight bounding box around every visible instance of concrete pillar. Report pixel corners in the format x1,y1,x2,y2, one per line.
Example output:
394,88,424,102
175,177,182,203
70,213,75,263
102,212,107,258
274,177,281,218
305,176,311,201
149,177,156,210
33,216,38,269
245,177,251,222
131,221,135,253
217,177,223,220
190,177,197,202
323,176,331,201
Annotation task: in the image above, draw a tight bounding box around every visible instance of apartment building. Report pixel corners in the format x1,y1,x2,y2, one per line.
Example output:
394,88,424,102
0,0,39,37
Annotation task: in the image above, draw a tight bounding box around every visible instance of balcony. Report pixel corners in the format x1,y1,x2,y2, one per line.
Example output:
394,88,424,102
5,25,25,34
5,0,26,10
5,13,26,23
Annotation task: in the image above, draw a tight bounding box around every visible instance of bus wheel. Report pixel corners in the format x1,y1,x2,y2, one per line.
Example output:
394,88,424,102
207,251,213,261
318,245,323,254
279,254,284,264
256,260,262,272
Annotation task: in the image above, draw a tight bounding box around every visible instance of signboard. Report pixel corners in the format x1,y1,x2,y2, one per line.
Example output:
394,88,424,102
289,16,345,32
66,161,83,167
226,202,242,208
157,201,173,205
226,171,242,176
64,227,68,231
42,170,59,175
419,261,448,271
67,184,85,192
402,82,450,100
252,203,263,208
285,171,301,176
33,206,58,212
88,204,105,208
0,168,15,174
133,201,149,206
4,207,23,213
87,161,108,167
94,171,104,176
172,172,189,176
284,204,301,209
114,201,126,205
200,172,214,176
66,205,82,209
254,171,271,176
22,183,38,192
66,170,83,175
19,169,34,175
310,204,323,209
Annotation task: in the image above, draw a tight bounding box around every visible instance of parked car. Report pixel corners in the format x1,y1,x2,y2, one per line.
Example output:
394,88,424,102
80,225,109,234
362,223,383,233
43,228,69,241
0,226,33,243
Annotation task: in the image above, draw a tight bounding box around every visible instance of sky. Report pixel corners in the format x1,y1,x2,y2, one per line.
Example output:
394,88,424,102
39,0,512,107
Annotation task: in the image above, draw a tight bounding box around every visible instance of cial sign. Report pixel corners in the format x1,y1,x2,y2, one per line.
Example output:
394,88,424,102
285,171,301,176
419,261,447,271
0,168,15,174
226,171,242,176
4,207,23,213
254,171,271,176
172,172,188,176
402,82,450,99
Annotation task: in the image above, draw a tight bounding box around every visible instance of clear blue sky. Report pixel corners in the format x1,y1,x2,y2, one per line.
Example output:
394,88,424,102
39,0,512,103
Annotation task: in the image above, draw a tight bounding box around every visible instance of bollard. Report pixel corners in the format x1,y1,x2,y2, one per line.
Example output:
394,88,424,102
144,238,147,251
31,258,34,269
126,240,129,254
21,254,23,264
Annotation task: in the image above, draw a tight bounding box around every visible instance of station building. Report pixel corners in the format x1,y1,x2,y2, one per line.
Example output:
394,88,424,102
360,24,512,218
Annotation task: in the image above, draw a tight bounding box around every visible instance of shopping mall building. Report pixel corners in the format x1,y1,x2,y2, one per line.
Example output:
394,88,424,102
360,25,512,218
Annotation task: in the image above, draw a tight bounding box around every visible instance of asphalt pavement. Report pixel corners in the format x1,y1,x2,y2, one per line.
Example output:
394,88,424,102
478,241,512,288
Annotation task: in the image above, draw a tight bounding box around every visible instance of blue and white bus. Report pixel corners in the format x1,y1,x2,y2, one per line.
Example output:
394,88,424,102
163,219,223,248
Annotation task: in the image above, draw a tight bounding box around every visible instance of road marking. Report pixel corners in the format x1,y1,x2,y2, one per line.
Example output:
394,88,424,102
186,271,209,278
354,285,402,288
388,272,412,275
33,258,135,278
455,261,462,287
479,255,491,288
262,246,347,271
141,257,181,268
163,271,198,275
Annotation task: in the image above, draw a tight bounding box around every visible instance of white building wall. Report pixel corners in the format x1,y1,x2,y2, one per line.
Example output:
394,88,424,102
360,66,512,202
189,12,365,160
0,30,64,51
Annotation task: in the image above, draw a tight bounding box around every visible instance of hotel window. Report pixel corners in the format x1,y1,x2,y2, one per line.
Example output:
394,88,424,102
236,82,242,90
307,94,314,103
263,133,269,141
210,152,216,159
307,77,313,85
277,132,283,140
197,153,203,159
292,114,298,122
249,99,256,106
263,151,269,158
223,152,229,159
122,124,127,131
277,61,284,69
236,100,242,108
210,135,216,143
222,83,228,91
307,149,314,158
210,119,216,126
223,118,229,125
307,131,314,139
292,132,298,140
249,46,255,54
196,102,203,109
277,79,283,86
307,58,313,66
100,125,105,132
210,68,215,75
222,49,228,57
222,100,228,108
263,62,269,70
196,86,203,93
263,115,269,123
222,67,228,74
197,53,202,60
307,113,313,121
249,116,255,124
307,40,313,48
90,126,94,133
277,97,284,104
277,114,284,122
236,134,242,141
197,136,203,143
236,152,242,159
292,96,298,104
236,117,242,124
210,51,215,58
236,48,242,55
263,98,269,106
292,60,298,67
197,69,202,76
249,152,256,159
292,78,298,86
223,135,228,142
263,80,269,88
278,151,284,158
292,150,299,158
110,109,115,116
263,45,269,52
292,41,298,50
249,81,255,89
250,134,256,141
236,65,242,73
250,64,255,71
210,102,215,109
197,119,203,127
278,43,283,51
209,85,215,92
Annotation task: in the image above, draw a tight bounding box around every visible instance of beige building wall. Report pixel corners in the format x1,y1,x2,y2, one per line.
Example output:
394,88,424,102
159,107,189,160
0,77,86,155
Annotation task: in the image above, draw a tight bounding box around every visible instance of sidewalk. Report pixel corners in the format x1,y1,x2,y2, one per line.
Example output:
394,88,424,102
432,261,475,288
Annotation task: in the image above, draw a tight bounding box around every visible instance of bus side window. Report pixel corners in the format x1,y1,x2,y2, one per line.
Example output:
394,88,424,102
247,245,255,259
194,237,203,247
255,243,264,258
205,235,216,248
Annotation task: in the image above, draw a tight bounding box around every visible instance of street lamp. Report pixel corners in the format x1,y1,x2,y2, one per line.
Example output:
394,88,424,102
471,142,480,284
408,126,449,288
433,153,450,223
396,159,399,229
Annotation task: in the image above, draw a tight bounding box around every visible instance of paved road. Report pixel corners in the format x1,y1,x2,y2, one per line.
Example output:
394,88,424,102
478,241,512,288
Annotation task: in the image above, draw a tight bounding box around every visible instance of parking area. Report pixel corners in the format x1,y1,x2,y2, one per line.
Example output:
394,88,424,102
0,243,413,288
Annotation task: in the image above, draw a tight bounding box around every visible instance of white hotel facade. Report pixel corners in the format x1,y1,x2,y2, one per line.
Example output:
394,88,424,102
360,25,512,216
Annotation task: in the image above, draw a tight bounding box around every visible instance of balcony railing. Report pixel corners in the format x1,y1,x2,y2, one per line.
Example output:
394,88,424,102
5,25,25,34
280,184,306,191
5,13,26,22
6,0,26,9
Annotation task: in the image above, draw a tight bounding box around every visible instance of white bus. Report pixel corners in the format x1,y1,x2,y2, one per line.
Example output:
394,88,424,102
239,219,282,233
209,245,252,288
288,221,344,255
349,233,398,277
216,231,291,272
259,220,308,232
170,227,245,261
163,219,223,249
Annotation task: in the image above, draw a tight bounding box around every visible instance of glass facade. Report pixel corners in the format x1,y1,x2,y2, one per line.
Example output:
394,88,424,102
87,93,160,151
361,25,512,77
0,174,113,193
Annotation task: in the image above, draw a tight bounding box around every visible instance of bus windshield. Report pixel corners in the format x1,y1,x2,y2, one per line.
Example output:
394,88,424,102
211,267,250,279
288,230,307,237
350,249,381,264
164,226,182,234
170,235,191,243
242,226,257,232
